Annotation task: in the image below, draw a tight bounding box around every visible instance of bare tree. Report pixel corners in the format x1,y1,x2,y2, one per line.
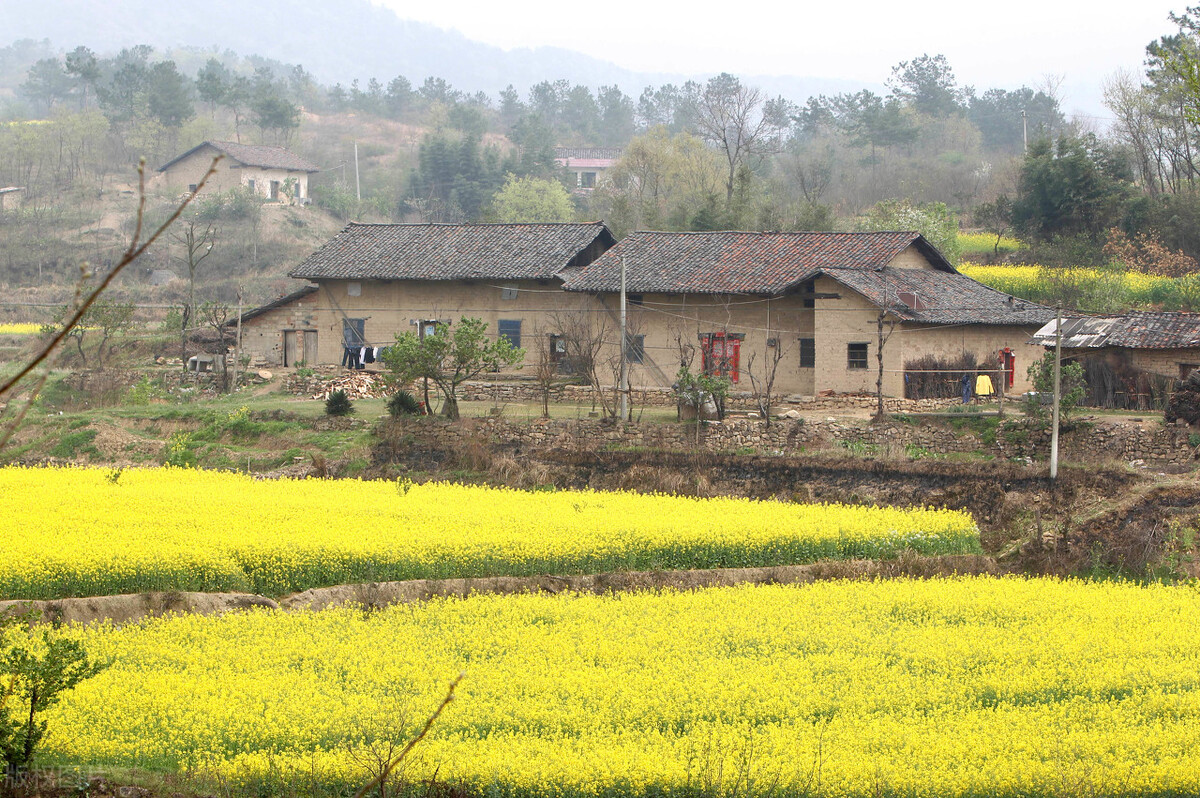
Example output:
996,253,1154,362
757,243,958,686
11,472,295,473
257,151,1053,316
692,74,791,206
531,324,560,418
550,299,613,418
174,219,216,370
197,300,234,392
745,335,789,428
875,307,900,422
350,675,463,798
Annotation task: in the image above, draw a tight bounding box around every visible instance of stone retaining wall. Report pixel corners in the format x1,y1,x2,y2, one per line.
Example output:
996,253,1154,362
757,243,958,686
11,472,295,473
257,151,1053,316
394,414,1198,467
285,369,965,414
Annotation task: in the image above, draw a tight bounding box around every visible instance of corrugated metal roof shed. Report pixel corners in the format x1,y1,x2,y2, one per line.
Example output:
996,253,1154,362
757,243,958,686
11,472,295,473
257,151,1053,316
1031,311,1200,349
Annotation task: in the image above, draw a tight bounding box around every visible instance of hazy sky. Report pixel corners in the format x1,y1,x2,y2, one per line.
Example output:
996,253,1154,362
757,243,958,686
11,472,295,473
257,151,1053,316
374,0,1183,119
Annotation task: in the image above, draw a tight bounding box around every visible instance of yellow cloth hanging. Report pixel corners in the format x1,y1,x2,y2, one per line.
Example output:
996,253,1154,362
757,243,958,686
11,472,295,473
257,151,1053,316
975,374,994,397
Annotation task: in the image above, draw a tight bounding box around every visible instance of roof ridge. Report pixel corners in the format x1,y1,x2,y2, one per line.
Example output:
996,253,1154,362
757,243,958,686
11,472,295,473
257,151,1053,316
628,229,921,236
344,221,606,228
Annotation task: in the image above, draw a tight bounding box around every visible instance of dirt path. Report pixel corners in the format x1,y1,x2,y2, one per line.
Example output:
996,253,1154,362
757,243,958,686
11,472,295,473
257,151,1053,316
1,554,999,626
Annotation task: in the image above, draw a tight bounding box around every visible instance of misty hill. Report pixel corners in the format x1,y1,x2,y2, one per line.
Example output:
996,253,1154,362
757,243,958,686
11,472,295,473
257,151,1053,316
1,0,873,102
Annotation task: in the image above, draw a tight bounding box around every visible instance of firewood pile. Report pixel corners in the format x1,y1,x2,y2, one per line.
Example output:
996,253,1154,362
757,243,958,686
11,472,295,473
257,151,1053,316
310,373,389,400
1167,370,1200,426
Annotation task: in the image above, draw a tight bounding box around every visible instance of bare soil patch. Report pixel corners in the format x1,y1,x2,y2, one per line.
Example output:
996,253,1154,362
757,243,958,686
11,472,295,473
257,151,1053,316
0,592,278,626
1019,482,1200,577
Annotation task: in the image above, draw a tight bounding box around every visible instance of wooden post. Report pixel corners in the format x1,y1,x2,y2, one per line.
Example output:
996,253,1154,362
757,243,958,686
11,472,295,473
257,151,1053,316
619,256,629,422
232,286,244,392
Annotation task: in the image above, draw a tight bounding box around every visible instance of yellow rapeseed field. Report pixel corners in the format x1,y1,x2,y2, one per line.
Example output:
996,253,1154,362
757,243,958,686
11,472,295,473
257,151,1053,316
0,467,978,599
958,262,1184,308
956,232,1024,255
42,578,1200,797
0,322,41,335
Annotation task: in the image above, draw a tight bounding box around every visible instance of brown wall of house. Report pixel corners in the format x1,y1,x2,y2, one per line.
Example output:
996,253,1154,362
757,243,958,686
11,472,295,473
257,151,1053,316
1128,348,1200,380
158,147,311,200
307,278,579,366
238,291,321,366
900,325,1043,394
241,244,1041,397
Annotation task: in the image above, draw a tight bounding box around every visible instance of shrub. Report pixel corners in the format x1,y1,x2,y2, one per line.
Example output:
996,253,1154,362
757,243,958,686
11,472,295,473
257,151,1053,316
325,389,354,417
124,376,165,406
1023,352,1086,426
49,429,98,459
387,390,422,417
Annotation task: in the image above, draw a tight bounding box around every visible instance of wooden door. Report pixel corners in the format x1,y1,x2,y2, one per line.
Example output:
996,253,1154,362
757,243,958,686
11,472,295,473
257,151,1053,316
283,331,297,367
303,331,317,365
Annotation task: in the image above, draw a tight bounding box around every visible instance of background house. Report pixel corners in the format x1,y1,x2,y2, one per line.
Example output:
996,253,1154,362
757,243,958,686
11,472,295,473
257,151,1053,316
554,147,621,190
157,141,320,202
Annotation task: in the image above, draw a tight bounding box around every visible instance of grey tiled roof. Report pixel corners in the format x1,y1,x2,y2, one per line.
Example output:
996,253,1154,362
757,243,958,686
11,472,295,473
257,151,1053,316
223,285,317,327
560,230,955,294
159,141,320,173
1031,311,1200,349
289,222,615,281
827,267,1055,326
561,230,1051,327
554,147,623,161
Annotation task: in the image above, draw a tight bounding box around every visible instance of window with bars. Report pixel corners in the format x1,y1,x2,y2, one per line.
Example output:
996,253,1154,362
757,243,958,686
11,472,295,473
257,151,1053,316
626,334,645,364
497,319,522,348
799,338,815,368
848,342,869,369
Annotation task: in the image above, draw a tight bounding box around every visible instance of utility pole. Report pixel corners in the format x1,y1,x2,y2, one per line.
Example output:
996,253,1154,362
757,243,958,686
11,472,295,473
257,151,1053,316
1022,109,1028,154
1050,304,1062,480
619,256,629,422
354,142,361,202
232,286,244,393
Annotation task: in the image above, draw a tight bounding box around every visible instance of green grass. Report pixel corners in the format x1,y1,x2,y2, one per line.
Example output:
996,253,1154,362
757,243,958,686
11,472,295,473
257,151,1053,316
49,428,98,459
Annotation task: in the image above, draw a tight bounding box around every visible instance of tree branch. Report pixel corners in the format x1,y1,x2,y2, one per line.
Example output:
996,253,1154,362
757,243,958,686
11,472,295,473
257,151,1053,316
352,673,463,798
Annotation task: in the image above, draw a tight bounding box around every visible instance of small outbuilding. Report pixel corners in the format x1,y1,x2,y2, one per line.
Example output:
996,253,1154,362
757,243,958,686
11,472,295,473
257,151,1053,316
1030,311,1200,408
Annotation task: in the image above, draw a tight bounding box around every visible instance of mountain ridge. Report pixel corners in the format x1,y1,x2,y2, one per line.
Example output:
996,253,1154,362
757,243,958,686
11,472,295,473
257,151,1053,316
1,0,876,103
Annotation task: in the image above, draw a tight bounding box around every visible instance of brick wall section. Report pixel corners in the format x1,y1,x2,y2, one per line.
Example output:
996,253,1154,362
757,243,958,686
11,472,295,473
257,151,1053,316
241,292,322,366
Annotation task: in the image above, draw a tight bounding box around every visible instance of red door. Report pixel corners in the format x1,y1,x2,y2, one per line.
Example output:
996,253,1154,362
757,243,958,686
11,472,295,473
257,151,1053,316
703,333,741,383
1000,348,1015,389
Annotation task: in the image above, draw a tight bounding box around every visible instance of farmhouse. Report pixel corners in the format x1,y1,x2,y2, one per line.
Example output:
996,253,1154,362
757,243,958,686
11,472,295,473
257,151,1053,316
559,231,1054,397
1031,311,1200,408
157,140,319,202
234,225,1052,397
237,222,617,367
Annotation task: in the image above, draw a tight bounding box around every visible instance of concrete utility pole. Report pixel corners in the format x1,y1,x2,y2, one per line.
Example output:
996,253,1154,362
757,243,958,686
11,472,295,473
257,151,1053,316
619,256,629,421
1022,110,1028,154
354,142,361,201
1050,305,1062,480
